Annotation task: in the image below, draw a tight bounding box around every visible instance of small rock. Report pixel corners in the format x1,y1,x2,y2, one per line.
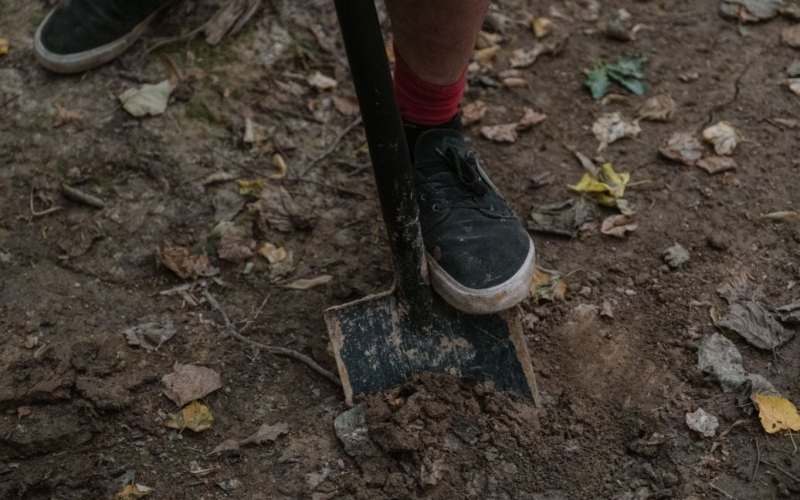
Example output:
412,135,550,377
580,286,592,297
217,478,241,491
685,408,719,437
662,472,679,487
706,233,730,251
334,404,370,457
663,244,690,268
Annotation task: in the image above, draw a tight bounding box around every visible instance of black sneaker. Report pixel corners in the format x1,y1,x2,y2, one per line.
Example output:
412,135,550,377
35,0,170,74
413,129,535,314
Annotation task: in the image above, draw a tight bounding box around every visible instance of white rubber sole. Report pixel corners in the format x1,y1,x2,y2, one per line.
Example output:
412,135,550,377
427,236,536,315
34,7,163,74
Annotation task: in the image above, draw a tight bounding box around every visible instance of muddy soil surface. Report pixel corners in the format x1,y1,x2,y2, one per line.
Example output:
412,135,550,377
2,0,800,498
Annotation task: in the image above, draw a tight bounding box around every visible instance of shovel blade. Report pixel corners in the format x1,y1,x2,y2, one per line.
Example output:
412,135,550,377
325,289,540,405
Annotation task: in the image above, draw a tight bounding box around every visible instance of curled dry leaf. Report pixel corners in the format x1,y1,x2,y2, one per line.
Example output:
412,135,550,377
271,153,288,179
258,242,287,263
637,95,676,122
528,198,594,238
788,78,800,96
243,117,266,144
475,30,501,50
663,243,690,268
592,112,641,151
119,79,174,117
480,107,546,143
659,132,703,165
284,274,333,290
165,400,214,432
509,34,568,68
124,322,176,351
473,45,501,66
331,94,360,116
782,24,800,48
600,214,638,238
757,211,800,223
531,267,566,302
533,17,553,38
702,121,740,156
202,171,237,185
162,363,223,407
696,156,737,174
161,247,219,280
53,104,81,127
307,71,337,92
241,422,289,445
461,100,487,126
115,484,153,499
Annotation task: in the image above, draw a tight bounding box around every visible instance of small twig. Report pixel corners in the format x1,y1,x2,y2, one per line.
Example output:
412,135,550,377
708,482,734,499
761,459,800,483
1,94,20,109
299,116,362,177
145,20,212,53
203,290,341,387
60,184,106,209
751,438,761,483
29,186,62,217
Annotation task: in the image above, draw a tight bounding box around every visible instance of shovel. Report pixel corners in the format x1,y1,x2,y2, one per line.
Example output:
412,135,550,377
326,0,541,407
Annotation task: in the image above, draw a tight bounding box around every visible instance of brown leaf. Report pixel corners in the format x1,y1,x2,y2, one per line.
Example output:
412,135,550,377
162,363,223,407
696,156,737,174
702,121,740,156
592,112,640,151
718,301,794,350
600,300,614,319
659,132,703,165
217,233,256,262
480,107,546,143
307,71,337,92
270,154,288,179
782,24,800,48
331,94,360,117
240,422,289,445
53,104,81,128
461,100,487,126
161,247,218,280
473,45,501,65
284,275,333,290
517,107,548,129
600,214,638,238
258,242,287,263
637,95,676,122
572,150,600,176
211,438,240,455
757,211,800,223
533,17,553,38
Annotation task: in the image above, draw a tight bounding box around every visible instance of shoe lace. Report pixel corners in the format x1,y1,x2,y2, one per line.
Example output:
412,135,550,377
417,146,493,210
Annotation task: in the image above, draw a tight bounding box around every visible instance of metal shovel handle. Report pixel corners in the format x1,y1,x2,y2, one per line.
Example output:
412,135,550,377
333,0,432,327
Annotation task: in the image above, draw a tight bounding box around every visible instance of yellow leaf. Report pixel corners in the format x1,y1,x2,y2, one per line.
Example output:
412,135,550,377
530,267,566,302
754,394,800,434
568,173,609,194
115,484,153,499
598,163,630,198
0,38,9,56
165,400,214,432
237,178,267,197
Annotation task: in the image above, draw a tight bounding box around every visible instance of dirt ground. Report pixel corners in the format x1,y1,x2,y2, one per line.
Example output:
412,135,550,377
2,0,800,498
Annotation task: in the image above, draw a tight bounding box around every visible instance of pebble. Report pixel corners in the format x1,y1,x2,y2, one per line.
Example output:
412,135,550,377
580,286,592,297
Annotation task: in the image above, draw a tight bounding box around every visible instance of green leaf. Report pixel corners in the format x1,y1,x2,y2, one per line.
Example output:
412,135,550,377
607,72,648,96
586,66,610,100
606,54,647,78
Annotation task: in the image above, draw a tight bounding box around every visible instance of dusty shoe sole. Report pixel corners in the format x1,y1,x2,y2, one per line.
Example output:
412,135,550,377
427,236,535,315
34,7,163,74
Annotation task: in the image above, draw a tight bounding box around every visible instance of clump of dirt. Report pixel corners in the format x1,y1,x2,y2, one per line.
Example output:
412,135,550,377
334,373,661,500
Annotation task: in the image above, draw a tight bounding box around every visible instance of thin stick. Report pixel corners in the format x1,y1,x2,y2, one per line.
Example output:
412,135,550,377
299,116,362,177
751,438,761,483
145,20,212,54
761,459,800,483
203,290,341,387
708,482,734,499
29,186,63,217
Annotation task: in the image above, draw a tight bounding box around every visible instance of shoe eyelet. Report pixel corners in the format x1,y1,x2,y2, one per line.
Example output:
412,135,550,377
420,194,427,201
488,205,494,211
432,204,440,212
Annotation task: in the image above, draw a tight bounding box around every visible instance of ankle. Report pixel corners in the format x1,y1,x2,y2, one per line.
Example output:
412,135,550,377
404,114,463,161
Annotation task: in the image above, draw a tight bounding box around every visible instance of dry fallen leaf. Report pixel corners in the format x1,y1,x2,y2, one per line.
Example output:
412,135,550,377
331,94,360,116
243,117,267,144
531,267,566,302
600,300,614,319
568,162,633,214
162,363,223,407
284,274,333,290
461,100,487,126
659,132,704,165
115,484,153,499
696,156,737,174
165,400,214,432
592,112,641,151
258,242,287,263
307,71,337,92
53,104,81,127
722,172,740,187
161,247,219,280
573,150,600,176
473,45,501,66
757,211,800,223
533,17,553,38
237,178,268,197
788,78,800,96
270,154,288,179
241,422,289,445
754,394,800,434
782,24,800,48
600,214,638,238
211,438,240,455
702,121,741,156
637,95,676,122
0,38,8,56
119,79,174,117
202,171,237,185
217,233,256,262
475,30,501,49
480,107,546,143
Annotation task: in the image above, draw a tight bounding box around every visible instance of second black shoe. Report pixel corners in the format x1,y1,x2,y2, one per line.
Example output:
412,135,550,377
35,0,170,74
413,129,535,314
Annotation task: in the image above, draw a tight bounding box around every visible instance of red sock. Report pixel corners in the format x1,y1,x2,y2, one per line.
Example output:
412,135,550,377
393,47,466,126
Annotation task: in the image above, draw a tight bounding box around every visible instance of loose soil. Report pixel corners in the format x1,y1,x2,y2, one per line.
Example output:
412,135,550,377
2,0,800,499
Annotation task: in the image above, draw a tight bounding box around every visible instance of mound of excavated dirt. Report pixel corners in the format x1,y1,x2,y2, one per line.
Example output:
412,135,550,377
332,373,644,500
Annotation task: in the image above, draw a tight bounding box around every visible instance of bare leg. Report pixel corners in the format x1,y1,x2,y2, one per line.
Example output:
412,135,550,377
385,0,491,86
